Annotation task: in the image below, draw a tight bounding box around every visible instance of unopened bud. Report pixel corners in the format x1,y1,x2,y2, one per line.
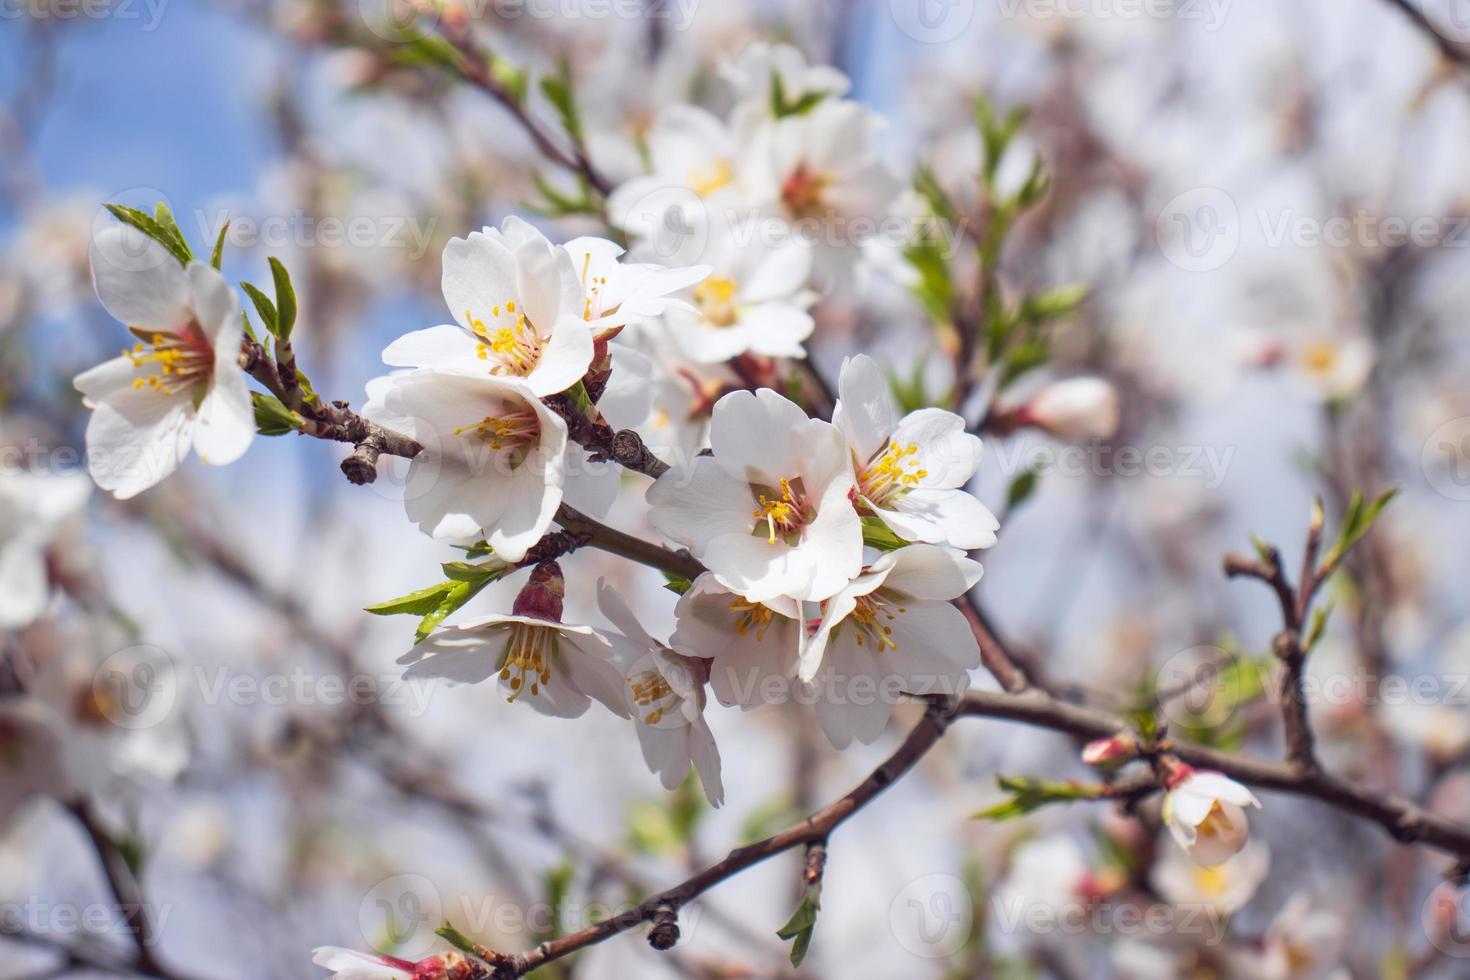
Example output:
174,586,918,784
1018,377,1120,442
1081,732,1138,768
513,561,565,622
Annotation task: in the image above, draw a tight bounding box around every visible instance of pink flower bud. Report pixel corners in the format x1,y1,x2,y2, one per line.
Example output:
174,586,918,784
512,561,565,622
1020,378,1120,442
1081,732,1138,767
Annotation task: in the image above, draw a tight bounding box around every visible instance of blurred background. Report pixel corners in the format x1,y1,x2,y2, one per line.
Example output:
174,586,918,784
5,0,1470,977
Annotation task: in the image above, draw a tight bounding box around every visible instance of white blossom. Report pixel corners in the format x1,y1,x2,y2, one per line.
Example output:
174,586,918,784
1163,769,1262,866
798,545,982,748
74,225,254,498
1150,837,1268,912
834,354,998,550
647,387,861,603
362,369,567,560
0,470,91,628
597,582,723,805
1018,377,1120,442
671,572,804,710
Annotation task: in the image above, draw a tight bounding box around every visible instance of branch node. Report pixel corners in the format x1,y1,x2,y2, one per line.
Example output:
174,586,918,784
647,903,680,951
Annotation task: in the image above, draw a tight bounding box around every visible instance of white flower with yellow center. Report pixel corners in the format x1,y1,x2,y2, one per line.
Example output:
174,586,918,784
382,217,593,396
362,369,567,560
0,470,90,628
647,388,862,604
670,573,805,710
834,355,998,551
1151,837,1269,913
662,215,815,363
73,225,254,499
1289,333,1375,404
561,235,709,333
1162,768,1262,867
741,100,900,284
397,590,629,722
597,583,723,806
797,544,982,749
607,104,745,246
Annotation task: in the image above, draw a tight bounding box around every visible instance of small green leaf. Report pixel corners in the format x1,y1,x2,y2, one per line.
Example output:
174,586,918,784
104,203,193,266
973,776,1104,821
251,392,303,435
1018,283,1088,323
539,59,584,145
240,282,278,336
860,517,907,552
268,257,298,342
662,574,693,596
489,53,528,104
1005,467,1041,513
210,221,229,270
1321,488,1398,573
364,581,455,618
435,923,478,955
777,888,821,967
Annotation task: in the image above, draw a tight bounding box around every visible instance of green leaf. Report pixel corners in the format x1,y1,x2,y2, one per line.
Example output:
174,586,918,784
1321,488,1398,573
268,257,298,342
539,59,584,145
152,202,194,261
489,53,528,104
860,516,907,552
251,392,303,435
210,221,229,270
104,203,193,266
1005,467,1041,513
776,888,821,967
1017,283,1088,324
435,923,478,955
240,282,278,336
365,560,509,641
973,776,1103,821
1303,601,1334,652
662,573,693,596
364,581,456,618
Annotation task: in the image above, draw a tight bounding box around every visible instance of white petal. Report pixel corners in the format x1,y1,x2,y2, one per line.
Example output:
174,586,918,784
193,368,254,466
835,354,897,461
89,225,191,328
382,324,482,371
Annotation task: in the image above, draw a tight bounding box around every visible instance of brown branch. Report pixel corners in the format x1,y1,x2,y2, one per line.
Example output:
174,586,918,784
1381,0,1470,69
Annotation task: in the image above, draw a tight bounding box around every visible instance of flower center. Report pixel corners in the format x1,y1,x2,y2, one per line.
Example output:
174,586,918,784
751,477,813,545
781,164,830,219
125,324,213,396
857,440,929,507
1196,801,1232,840
579,251,612,322
498,623,556,702
467,300,543,376
844,593,900,652
1302,340,1338,375
451,406,540,466
1191,863,1230,898
628,668,678,726
693,276,740,327
688,159,734,197
730,597,777,639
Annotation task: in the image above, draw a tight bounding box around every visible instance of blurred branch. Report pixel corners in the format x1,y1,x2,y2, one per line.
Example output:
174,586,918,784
1381,0,1470,69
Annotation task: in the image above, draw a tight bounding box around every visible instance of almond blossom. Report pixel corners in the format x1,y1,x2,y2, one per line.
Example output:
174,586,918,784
1162,767,1262,866
798,544,983,749
720,41,850,116
670,572,804,710
646,387,861,603
597,582,723,806
311,947,477,980
661,214,815,363
0,469,91,628
1150,837,1269,913
607,104,744,243
382,217,591,395
73,225,254,498
397,565,628,720
362,369,566,559
834,354,998,550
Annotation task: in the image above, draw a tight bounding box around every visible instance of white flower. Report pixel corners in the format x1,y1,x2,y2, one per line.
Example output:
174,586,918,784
560,234,709,332
671,573,804,710
646,388,861,603
662,214,815,363
1162,769,1262,866
74,225,254,498
398,611,629,721
363,370,566,560
1228,897,1346,980
740,100,900,283
311,948,413,980
1150,837,1268,913
1288,333,1375,404
1017,377,1120,442
0,470,91,628
721,42,850,114
597,583,723,805
383,217,593,396
607,104,743,242
996,834,1091,916
798,545,982,748
834,354,998,551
